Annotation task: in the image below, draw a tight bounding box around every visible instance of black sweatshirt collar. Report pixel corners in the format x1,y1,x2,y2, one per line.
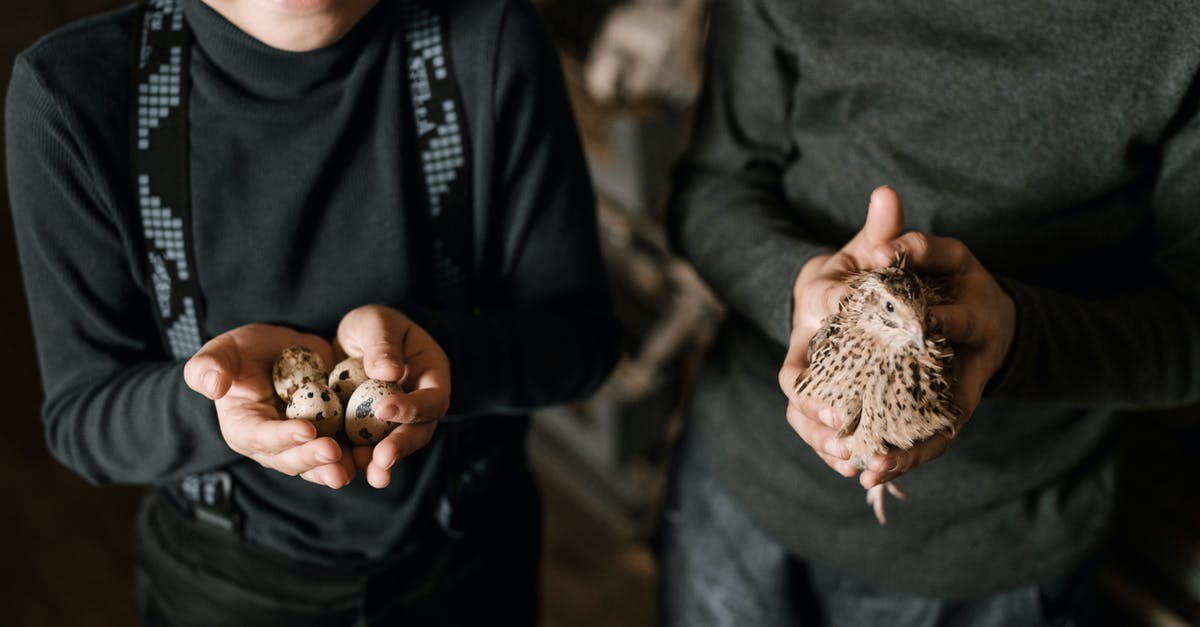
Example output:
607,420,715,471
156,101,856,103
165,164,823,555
183,0,384,101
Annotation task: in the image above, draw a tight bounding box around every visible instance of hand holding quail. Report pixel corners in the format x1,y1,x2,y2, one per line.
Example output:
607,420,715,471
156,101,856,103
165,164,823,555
795,253,959,524
780,186,1016,523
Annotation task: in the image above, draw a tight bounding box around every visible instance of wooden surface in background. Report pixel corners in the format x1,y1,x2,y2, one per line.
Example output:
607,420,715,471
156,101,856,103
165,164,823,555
0,3,656,626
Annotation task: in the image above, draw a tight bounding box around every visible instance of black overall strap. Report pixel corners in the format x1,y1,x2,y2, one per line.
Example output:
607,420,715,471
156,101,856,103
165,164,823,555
132,0,204,360
400,1,474,308
133,0,236,531
398,3,496,538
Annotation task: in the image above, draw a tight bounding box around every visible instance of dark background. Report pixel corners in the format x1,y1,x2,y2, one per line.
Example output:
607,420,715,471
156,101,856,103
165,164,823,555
0,2,655,626
0,2,148,626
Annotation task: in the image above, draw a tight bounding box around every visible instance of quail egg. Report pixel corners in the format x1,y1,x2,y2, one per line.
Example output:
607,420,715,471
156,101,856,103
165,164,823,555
272,345,326,402
285,381,344,438
345,379,403,445
327,357,369,404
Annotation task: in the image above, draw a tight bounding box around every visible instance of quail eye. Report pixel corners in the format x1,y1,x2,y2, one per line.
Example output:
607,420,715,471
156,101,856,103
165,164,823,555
885,301,895,314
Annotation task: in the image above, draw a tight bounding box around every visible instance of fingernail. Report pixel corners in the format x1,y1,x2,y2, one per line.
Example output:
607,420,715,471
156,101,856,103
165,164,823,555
316,452,336,464
382,456,397,471
376,403,398,421
869,458,888,472
203,370,220,396
823,439,842,458
292,432,314,443
874,249,893,266
375,355,399,370
819,407,839,427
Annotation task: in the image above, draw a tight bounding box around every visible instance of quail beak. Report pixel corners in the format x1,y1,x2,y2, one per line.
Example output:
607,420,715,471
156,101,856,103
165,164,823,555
903,319,924,347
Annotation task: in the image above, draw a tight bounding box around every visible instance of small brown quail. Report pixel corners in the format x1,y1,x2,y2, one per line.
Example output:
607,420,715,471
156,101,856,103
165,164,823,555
796,253,958,524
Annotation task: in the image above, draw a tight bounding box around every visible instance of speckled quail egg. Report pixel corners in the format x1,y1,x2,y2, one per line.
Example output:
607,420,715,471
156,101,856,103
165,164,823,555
345,379,403,445
285,381,344,438
327,357,369,404
272,345,327,402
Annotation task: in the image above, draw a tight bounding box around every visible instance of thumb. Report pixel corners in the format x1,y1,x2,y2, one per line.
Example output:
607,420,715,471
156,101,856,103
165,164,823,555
849,185,905,263
184,334,240,400
337,305,407,382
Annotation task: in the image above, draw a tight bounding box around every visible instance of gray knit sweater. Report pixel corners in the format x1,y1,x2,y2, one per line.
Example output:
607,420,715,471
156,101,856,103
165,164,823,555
669,0,1200,597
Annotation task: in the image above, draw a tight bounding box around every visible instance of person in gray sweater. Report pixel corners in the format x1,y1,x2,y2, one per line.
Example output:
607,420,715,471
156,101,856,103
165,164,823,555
661,0,1200,625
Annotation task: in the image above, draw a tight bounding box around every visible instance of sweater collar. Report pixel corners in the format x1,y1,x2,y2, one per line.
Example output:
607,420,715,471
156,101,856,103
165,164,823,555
183,0,384,101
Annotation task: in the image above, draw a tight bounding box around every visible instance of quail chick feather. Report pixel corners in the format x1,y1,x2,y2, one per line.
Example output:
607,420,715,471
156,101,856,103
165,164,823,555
795,253,958,524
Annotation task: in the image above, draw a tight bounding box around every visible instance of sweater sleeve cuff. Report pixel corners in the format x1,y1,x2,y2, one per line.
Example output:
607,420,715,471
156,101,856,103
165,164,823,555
984,276,1037,397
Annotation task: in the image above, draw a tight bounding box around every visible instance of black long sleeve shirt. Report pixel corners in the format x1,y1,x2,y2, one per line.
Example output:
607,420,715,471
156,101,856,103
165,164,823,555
7,0,617,565
670,0,1200,596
